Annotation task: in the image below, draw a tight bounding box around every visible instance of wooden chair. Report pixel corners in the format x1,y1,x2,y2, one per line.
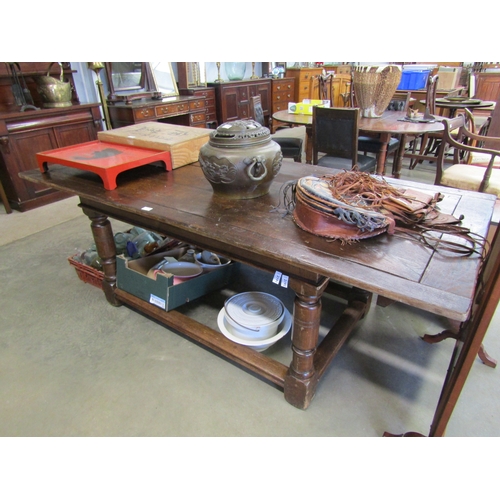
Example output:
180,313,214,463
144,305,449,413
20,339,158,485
316,73,334,103
312,107,377,172
434,113,500,196
408,74,440,169
250,95,303,163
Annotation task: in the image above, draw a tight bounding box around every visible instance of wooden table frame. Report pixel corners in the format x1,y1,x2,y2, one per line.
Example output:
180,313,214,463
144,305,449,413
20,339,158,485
20,161,497,435
272,109,447,178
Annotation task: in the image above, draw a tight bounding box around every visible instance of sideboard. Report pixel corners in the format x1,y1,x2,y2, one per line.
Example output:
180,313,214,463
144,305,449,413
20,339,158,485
209,79,272,125
0,103,102,211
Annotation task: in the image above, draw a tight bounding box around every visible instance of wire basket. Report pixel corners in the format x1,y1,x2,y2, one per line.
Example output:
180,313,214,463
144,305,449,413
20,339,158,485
68,256,104,289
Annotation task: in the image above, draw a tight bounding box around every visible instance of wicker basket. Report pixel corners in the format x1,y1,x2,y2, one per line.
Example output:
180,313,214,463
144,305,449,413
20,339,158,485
68,256,104,289
353,65,402,118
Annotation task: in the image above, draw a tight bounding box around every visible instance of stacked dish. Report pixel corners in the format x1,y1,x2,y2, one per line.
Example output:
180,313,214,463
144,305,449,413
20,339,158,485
217,292,291,352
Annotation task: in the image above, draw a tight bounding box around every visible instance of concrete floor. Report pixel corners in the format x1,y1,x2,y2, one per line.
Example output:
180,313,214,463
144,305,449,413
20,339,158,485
1,127,499,439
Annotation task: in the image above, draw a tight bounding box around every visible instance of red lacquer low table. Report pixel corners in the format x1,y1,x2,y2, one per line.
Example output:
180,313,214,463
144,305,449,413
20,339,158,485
36,140,172,190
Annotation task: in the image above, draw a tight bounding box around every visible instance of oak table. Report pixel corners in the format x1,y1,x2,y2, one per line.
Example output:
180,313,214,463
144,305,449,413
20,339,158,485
20,160,497,435
272,109,447,177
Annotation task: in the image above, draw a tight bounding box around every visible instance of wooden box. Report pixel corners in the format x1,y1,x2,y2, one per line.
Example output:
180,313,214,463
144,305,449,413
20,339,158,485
98,122,212,169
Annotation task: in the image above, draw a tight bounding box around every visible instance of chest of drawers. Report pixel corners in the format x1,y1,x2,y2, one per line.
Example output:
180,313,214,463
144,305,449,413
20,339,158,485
285,67,323,102
270,77,295,132
179,87,217,128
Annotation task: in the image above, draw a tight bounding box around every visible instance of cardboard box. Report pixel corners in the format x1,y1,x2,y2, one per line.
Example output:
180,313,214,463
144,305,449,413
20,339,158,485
302,99,331,107
116,253,234,311
437,66,462,90
288,101,328,115
98,122,212,169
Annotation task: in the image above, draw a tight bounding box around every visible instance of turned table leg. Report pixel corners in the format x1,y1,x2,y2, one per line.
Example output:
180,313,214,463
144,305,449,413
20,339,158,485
284,277,330,409
80,204,121,307
375,132,391,176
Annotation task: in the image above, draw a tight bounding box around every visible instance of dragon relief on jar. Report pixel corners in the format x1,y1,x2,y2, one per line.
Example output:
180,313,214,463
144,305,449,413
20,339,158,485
199,156,237,184
272,150,283,176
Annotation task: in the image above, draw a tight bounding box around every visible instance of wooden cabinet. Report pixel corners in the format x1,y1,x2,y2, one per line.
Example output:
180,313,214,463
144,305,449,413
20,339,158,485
107,94,211,129
209,79,272,125
285,67,323,102
270,77,295,132
0,104,102,211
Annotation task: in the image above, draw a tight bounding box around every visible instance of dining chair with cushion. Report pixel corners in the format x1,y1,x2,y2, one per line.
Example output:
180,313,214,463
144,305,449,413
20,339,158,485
312,106,377,172
250,95,303,162
434,113,500,197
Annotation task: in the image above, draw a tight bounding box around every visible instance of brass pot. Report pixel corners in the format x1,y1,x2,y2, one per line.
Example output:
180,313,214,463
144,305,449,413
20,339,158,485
199,120,283,199
34,62,72,108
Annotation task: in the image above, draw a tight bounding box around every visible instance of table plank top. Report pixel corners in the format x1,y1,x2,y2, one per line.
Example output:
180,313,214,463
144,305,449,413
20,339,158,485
20,160,496,321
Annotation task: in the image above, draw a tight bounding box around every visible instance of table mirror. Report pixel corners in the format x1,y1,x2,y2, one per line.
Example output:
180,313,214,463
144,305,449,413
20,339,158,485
150,62,179,96
105,62,179,103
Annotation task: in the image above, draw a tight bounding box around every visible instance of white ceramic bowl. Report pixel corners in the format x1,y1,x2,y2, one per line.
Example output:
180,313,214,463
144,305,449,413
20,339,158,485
224,292,285,340
217,307,292,352
160,261,203,285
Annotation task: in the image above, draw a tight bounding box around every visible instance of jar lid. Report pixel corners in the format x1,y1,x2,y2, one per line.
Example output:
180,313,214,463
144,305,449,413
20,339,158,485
209,120,271,148
224,292,284,328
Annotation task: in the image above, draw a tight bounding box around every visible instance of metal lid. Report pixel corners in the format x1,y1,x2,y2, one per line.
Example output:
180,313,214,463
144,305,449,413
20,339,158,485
224,292,284,329
209,120,271,148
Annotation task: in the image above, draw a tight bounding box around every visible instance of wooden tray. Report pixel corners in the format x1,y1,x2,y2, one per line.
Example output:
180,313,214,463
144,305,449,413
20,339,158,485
37,140,172,190
98,122,212,169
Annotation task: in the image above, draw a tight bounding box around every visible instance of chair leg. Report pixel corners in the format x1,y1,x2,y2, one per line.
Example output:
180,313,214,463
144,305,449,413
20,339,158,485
409,133,429,170
0,178,12,214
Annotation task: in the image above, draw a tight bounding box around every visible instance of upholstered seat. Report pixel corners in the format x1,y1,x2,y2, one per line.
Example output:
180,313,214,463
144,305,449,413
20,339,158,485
435,113,500,197
441,164,500,196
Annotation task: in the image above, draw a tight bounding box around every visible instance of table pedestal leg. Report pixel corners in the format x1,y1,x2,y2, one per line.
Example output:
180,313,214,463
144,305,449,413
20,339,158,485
391,134,406,179
80,204,121,307
305,126,313,164
375,132,391,175
284,277,330,409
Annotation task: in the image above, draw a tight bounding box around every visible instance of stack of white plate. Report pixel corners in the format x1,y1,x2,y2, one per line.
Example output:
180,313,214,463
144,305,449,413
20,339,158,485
217,292,291,352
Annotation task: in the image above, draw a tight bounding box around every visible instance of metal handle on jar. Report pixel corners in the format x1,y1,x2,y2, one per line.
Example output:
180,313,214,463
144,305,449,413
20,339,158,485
245,156,267,182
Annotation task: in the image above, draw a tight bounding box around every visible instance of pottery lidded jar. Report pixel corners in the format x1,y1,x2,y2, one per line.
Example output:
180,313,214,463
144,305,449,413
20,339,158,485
199,120,283,199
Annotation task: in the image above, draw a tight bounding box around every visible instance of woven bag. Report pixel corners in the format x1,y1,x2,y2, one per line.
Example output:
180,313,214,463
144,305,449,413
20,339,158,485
353,65,402,118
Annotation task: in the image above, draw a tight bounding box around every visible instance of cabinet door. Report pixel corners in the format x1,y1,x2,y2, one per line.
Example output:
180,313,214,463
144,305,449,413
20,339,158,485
236,86,250,119
4,128,59,202
256,83,271,115
221,86,240,121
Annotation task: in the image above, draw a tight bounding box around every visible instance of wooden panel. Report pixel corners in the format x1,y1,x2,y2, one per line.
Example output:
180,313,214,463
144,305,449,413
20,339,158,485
474,72,500,102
